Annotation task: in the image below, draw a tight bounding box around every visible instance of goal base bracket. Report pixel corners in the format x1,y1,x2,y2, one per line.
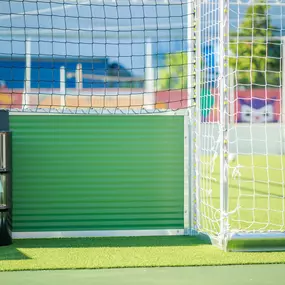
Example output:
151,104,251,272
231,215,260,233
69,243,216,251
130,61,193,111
226,232,285,252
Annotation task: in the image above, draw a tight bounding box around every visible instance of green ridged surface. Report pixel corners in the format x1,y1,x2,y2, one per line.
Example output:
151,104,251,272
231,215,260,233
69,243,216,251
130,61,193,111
10,115,184,232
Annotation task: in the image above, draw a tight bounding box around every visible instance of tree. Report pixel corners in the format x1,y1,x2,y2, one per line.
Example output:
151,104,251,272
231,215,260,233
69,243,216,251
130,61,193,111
157,52,188,90
229,3,281,88
157,52,215,119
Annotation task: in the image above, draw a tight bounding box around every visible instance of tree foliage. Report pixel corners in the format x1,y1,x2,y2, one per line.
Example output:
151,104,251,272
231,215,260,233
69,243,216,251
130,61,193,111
157,3,281,91
157,52,188,90
157,52,216,117
229,3,281,88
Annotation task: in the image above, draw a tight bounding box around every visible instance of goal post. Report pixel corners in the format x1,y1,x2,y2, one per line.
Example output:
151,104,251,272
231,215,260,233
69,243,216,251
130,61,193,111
282,37,285,154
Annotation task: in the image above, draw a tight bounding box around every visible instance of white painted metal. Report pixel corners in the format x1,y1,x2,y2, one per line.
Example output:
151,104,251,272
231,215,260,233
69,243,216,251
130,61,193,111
75,64,83,91
187,0,197,235
227,232,285,252
282,37,285,154
144,39,155,110
13,229,185,239
219,0,230,249
229,68,235,125
60,66,66,111
194,0,202,232
23,38,31,110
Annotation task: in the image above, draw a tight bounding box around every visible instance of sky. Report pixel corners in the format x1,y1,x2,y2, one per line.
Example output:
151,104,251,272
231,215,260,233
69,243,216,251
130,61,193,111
0,0,285,77
0,0,187,76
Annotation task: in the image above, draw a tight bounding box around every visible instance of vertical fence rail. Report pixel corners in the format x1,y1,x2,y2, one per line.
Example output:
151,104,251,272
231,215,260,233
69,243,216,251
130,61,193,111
23,38,31,110
60,66,66,111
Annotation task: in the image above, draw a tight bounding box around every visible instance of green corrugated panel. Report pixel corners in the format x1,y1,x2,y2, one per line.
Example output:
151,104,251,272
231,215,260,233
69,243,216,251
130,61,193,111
10,115,184,232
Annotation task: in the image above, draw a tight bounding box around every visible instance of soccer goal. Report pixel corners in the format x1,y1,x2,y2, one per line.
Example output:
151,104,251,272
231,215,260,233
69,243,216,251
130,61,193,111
0,0,285,251
194,0,285,251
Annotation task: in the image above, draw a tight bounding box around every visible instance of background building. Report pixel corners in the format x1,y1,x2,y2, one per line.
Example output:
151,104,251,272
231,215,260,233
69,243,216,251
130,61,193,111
0,56,140,90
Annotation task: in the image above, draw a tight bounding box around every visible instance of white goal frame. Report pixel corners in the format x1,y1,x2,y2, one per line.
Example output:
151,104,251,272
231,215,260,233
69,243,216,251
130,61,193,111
191,0,285,251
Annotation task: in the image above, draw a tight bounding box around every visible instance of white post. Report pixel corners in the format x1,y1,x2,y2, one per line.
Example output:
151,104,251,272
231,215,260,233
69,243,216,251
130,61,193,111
188,0,200,234
219,0,230,249
23,38,31,110
186,0,194,235
144,39,155,110
75,63,83,92
282,37,285,154
60,66,66,110
229,68,235,125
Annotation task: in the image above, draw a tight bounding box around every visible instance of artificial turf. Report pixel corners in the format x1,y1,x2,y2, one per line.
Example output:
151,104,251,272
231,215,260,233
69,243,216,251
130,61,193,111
1,157,285,271
199,155,285,234
1,236,285,271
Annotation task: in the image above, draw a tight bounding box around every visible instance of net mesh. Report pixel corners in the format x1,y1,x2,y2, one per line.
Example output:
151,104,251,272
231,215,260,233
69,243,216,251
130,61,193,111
0,0,189,114
194,0,222,238
2,0,285,243
228,1,285,234
196,0,285,241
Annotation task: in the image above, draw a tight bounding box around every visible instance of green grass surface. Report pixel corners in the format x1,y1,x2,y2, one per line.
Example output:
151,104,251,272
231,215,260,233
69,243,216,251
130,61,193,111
199,155,285,234
1,236,285,272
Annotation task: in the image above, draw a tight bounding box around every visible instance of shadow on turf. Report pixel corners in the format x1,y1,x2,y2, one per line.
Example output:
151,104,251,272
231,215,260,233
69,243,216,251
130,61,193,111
0,244,30,261
11,236,211,249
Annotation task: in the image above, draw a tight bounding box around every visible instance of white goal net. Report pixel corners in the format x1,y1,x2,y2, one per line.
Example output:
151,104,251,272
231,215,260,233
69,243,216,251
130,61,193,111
195,0,285,250
0,0,189,114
